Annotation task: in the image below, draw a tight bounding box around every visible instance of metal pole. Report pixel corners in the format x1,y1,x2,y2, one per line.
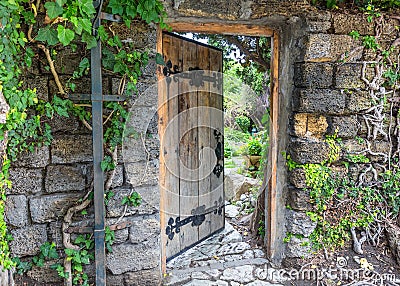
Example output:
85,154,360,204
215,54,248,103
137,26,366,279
91,15,106,285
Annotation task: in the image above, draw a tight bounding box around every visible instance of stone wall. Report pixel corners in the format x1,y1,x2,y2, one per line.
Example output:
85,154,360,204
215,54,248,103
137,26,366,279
285,12,399,263
5,22,161,285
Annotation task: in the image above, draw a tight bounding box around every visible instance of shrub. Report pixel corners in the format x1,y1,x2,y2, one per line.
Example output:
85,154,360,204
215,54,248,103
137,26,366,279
247,137,262,156
235,115,251,133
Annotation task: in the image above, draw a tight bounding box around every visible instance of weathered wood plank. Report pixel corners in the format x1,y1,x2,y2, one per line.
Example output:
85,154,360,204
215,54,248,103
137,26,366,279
266,32,280,259
209,48,224,235
159,33,182,263
178,39,200,251
197,44,212,241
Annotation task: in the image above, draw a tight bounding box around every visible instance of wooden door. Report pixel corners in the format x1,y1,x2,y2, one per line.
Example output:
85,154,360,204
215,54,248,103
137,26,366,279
158,32,224,264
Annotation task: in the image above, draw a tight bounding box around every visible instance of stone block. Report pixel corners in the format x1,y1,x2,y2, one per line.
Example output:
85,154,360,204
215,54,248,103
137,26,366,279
49,221,64,249
224,173,259,201
250,0,310,18
51,135,93,163
286,210,317,237
175,0,243,20
294,63,333,88
106,188,138,218
370,140,391,162
330,115,359,138
114,228,129,244
30,193,83,223
48,113,81,133
45,165,86,193
111,21,156,49
125,268,161,286
294,89,345,115
23,76,49,101
107,274,125,286
10,225,47,256
129,218,160,244
342,139,367,155
286,236,312,258
49,76,110,96
106,241,159,275
303,34,360,62
289,140,330,164
293,113,328,139
136,185,159,215
288,188,312,211
333,13,374,35
110,164,124,189
13,146,50,167
53,46,83,75
123,137,160,163
5,195,28,227
125,160,159,187
305,11,332,33
7,168,43,195
335,63,365,89
27,260,64,284
288,169,307,189
345,90,372,112
220,265,254,283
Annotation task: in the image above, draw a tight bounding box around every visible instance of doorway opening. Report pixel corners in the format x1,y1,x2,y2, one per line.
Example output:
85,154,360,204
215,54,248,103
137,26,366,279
157,23,280,272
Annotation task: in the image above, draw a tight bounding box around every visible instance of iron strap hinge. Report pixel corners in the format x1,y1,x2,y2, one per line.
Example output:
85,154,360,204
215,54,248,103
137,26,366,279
64,221,133,234
166,197,224,241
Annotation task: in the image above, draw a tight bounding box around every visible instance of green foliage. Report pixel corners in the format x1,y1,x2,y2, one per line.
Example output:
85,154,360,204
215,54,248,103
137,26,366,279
310,0,400,10
258,219,265,238
0,0,168,276
224,127,249,144
121,191,142,207
33,242,59,267
346,154,370,163
362,35,380,51
105,226,115,253
247,137,262,156
349,30,360,40
12,257,32,274
235,115,251,133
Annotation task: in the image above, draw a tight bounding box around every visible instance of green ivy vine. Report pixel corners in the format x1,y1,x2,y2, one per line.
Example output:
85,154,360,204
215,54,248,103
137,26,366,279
0,0,168,283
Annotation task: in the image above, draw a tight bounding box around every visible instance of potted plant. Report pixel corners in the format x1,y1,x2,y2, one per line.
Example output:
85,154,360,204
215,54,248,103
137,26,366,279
244,136,262,169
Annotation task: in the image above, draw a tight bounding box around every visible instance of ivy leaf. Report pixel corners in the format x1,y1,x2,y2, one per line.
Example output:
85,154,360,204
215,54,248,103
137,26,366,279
107,0,123,14
126,6,137,18
80,18,92,33
36,27,59,46
44,1,63,19
57,25,75,46
102,48,115,70
55,0,66,6
97,25,108,41
79,0,96,16
82,32,97,49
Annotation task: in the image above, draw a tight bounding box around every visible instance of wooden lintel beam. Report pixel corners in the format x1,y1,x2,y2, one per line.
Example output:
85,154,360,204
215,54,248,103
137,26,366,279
166,22,275,37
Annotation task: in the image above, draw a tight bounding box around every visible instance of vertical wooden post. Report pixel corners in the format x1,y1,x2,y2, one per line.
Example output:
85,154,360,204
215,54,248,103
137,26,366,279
266,31,280,260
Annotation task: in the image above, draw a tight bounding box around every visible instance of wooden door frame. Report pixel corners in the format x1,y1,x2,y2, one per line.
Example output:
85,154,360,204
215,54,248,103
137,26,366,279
157,22,280,271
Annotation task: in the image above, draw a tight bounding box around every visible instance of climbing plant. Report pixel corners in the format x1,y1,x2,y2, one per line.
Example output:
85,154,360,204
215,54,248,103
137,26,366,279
0,0,167,283
285,7,400,255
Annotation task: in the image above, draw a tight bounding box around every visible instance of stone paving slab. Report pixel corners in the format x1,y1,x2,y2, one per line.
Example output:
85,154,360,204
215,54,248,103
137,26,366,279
165,222,283,286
